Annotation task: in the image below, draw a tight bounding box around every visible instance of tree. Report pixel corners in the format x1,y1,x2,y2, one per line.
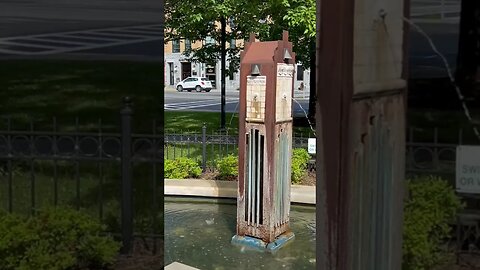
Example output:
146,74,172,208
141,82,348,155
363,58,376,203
165,0,317,119
165,0,271,76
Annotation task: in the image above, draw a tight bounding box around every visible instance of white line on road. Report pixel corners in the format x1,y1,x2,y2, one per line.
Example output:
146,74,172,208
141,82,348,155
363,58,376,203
0,24,163,55
165,100,239,111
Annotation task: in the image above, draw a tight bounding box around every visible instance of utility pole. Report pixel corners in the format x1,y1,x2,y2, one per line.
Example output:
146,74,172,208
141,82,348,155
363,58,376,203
220,15,227,131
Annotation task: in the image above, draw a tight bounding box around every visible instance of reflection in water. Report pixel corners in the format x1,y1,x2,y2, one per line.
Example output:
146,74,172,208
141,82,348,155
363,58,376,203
165,197,316,270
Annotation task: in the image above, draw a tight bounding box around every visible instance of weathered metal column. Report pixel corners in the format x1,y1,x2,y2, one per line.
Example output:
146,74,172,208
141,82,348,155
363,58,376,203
232,31,296,252
316,0,408,268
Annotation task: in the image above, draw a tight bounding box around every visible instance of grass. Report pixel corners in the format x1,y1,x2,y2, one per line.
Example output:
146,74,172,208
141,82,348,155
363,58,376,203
0,59,163,132
165,111,316,136
165,111,239,134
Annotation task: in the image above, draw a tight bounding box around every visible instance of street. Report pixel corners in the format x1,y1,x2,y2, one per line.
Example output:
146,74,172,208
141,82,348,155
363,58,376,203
164,87,311,116
0,0,163,59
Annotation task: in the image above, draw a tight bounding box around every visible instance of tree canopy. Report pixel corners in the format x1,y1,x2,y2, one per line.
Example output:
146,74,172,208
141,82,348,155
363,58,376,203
165,0,316,74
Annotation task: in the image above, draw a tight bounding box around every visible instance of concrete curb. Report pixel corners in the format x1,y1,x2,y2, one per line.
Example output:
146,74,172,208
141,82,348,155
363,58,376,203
164,179,316,205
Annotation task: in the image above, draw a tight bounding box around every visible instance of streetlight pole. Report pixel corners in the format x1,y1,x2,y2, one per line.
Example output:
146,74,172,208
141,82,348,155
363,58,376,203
220,16,227,131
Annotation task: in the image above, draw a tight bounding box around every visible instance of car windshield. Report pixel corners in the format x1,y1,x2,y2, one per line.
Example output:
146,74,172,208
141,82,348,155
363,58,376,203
201,78,209,81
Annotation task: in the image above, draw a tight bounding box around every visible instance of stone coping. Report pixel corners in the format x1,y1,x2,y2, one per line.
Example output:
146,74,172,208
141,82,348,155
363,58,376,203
164,179,316,205
165,262,200,270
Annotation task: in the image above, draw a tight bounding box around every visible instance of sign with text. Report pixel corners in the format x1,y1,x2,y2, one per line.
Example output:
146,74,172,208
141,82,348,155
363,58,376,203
456,145,480,194
308,138,316,154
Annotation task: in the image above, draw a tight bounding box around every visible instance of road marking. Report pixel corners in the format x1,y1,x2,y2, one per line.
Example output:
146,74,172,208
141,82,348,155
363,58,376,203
165,99,239,111
0,23,163,55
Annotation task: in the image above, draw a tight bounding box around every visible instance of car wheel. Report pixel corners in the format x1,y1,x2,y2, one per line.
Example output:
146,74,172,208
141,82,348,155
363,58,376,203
177,85,183,92
195,86,202,92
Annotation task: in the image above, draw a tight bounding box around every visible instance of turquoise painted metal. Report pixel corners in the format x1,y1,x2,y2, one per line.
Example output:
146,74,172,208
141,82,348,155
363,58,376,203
231,232,295,253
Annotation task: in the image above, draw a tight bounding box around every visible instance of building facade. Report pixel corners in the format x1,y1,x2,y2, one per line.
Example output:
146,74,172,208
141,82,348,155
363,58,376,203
164,37,310,93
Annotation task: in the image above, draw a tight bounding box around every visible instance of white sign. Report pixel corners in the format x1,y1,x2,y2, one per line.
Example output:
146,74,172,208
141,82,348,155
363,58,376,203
308,138,316,154
456,145,480,194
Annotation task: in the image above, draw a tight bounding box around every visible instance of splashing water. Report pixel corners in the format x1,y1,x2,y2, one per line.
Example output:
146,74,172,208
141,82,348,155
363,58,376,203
229,97,316,138
292,97,316,137
228,100,240,127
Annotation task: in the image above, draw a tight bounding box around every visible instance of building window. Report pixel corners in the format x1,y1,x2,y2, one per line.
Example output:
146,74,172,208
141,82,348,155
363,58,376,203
172,39,180,53
185,39,191,51
297,65,304,81
230,39,236,49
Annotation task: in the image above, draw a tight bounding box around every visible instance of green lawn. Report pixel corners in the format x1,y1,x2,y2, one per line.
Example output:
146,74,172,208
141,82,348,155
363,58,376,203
165,111,239,134
0,59,163,132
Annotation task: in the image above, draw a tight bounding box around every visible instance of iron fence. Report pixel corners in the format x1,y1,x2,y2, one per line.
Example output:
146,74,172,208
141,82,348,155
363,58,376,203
164,125,475,179
0,97,162,255
164,128,309,171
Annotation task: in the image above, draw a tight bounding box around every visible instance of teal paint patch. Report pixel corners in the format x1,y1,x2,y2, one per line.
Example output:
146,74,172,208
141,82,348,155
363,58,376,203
231,232,295,253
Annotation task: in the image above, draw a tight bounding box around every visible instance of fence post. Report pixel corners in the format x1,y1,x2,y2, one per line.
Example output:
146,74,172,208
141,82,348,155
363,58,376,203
120,96,133,254
202,123,207,172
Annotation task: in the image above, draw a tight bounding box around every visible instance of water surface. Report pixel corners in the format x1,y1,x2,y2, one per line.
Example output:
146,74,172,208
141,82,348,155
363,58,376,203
165,197,316,270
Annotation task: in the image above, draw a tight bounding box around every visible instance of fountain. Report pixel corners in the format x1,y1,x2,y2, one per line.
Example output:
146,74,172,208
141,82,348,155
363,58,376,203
165,32,315,269
231,31,297,253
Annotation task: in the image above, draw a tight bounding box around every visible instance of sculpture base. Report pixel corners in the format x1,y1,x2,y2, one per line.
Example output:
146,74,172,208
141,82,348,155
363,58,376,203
231,232,295,253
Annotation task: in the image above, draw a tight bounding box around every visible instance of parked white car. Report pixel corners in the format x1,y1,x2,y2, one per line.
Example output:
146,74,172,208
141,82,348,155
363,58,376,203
176,77,213,92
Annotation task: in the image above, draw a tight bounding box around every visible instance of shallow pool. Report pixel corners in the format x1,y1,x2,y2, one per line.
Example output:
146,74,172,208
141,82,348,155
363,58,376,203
165,197,316,270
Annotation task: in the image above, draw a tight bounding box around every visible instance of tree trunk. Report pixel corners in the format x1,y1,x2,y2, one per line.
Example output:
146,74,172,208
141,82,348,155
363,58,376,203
455,0,480,101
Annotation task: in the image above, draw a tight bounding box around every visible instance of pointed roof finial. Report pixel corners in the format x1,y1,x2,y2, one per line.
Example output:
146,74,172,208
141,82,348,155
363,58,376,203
249,33,256,42
282,30,289,42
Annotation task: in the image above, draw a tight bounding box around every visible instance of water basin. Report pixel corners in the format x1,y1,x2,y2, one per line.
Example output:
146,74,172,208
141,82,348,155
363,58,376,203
165,197,316,270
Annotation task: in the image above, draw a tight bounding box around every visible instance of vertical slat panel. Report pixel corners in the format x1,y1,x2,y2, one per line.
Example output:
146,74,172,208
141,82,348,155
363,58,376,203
247,129,252,225
256,130,260,226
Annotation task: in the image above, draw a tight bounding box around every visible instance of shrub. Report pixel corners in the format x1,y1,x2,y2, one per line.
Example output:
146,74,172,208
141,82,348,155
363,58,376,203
216,155,238,180
164,157,202,179
0,207,120,270
291,148,311,184
402,176,464,270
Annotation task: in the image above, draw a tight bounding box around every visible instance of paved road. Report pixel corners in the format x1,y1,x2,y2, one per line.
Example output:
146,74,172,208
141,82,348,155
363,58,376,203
164,87,311,117
0,0,163,59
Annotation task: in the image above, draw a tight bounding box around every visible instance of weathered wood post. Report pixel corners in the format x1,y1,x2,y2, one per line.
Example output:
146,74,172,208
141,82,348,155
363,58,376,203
316,0,409,268
232,31,296,252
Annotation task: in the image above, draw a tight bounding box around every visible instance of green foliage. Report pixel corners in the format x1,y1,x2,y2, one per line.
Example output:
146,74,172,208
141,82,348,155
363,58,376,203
291,148,311,184
165,0,316,72
216,154,238,180
165,157,202,179
402,176,464,270
0,207,120,270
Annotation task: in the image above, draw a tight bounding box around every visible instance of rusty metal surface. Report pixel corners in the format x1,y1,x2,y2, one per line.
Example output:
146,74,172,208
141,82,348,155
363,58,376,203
316,0,355,268
316,0,408,268
237,32,296,244
348,93,405,270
